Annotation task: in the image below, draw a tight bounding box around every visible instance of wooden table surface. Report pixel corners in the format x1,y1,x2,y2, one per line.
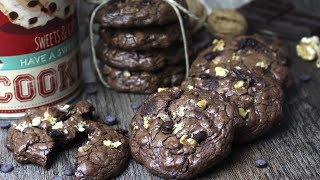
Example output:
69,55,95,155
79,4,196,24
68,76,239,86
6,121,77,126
1,0,320,179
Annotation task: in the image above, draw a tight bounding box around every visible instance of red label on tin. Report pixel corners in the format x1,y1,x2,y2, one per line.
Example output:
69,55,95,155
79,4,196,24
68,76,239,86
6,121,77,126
0,1,81,117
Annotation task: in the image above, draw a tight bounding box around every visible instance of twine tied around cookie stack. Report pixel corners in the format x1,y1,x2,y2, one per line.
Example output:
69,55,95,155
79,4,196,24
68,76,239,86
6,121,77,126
87,0,202,88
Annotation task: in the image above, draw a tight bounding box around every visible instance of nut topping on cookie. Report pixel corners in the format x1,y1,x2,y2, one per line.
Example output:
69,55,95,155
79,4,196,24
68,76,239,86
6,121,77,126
234,81,245,89
15,121,31,132
180,135,198,148
173,122,184,134
215,67,229,77
238,108,249,119
158,88,169,92
52,121,64,130
143,117,150,129
32,117,42,127
256,61,269,69
196,99,208,108
212,39,225,52
123,70,131,78
78,145,91,153
103,140,122,149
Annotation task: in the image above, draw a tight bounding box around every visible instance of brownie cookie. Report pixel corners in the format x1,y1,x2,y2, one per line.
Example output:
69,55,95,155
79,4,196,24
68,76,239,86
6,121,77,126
224,35,289,65
75,121,129,180
102,64,185,94
96,42,185,72
183,60,283,143
95,0,188,28
100,24,182,50
6,101,95,167
192,38,291,89
130,87,236,179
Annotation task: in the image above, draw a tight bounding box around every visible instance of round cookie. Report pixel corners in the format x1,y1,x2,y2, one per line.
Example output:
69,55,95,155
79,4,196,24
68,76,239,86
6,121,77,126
184,46,284,143
75,121,129,180
95,0,188,28
5,101,95,167
100,24,182,50
96,42,185,72
193,37,291,89
130,87,236,179
102,64,185,94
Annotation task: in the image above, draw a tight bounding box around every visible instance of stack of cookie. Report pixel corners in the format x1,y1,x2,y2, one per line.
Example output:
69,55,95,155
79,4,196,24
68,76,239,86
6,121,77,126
129,35,290,179
94,0,190,94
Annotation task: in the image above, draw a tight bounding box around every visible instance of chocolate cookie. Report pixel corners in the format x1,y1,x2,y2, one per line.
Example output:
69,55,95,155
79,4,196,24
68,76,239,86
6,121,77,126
102,64,185,94
6,101,95,167
96,42,185,72
192,38,291,89
130,87,236,179
224,35,289,65
100,24,182,50
95,0,188,28
183,51,284,143
75,121,129,180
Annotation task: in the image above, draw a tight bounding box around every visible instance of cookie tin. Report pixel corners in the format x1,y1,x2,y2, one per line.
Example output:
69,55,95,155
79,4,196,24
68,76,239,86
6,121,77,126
0,0,81,118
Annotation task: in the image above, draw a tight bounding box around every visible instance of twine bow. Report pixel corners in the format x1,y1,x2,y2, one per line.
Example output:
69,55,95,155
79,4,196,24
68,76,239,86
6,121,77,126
88,0,201,88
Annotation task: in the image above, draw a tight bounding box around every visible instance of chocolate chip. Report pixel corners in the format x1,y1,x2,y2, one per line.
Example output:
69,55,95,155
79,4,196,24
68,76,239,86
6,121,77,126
0,122,11,129
299,74,311,82
237,37,259,50
9,12,18,21
204,51,221,61
49,3,57,13
52,176,63,180
64,6,70,15
103,114,117,125
199,74,211,79
29,17,38,25
255,159,268,168
48,130,64,138
84,83,97,95
202,78,219,91
160,121,174,134
0,164,14,173
116,128,128,135
193,131,207,143
130,102,141,110
28,0,39,7
63,168,74,176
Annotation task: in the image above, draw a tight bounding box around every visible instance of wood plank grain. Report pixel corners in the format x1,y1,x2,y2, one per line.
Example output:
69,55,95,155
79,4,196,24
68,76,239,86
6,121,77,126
1,0,320,179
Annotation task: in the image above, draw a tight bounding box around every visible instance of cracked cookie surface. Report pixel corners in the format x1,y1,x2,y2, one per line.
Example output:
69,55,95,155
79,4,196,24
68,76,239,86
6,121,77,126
6,101,94,167
100,24,182,50
130,87,235,179
96,41,185,72
183,43,284,143
102,64,185,94
75,121,129,180
95,0,187,28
